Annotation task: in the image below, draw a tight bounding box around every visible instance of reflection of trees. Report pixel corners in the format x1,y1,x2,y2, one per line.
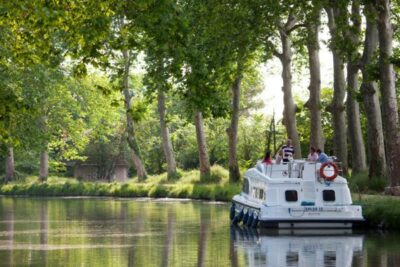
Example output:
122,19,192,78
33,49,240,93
127,203,145,267
161,208,175,267
39,201,48,264
4,198,14,266
197,208,209,267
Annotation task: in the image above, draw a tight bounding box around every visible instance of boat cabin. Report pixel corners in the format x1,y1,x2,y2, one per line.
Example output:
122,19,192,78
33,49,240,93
242,161,352,207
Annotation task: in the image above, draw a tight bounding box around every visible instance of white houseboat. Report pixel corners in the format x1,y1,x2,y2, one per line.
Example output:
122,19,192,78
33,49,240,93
230,160,364,228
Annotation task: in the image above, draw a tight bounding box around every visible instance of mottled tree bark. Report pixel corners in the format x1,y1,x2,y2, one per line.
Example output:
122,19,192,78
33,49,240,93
194,111,211,180
376,0,400,187
361,4,386,178
122,49,147,181
227,63,242,183
305,7,324,150
346,1,367,174
326,7,348,174
5,147,14,182
275,14,302,158
157,90,177,180
39,150,49,182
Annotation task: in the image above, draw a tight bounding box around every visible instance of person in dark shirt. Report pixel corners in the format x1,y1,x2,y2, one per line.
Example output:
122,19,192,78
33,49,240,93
282,139,295,163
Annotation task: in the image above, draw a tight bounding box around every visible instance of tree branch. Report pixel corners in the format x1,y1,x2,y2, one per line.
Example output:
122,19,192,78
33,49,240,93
284,12,298,32
287,23,307,33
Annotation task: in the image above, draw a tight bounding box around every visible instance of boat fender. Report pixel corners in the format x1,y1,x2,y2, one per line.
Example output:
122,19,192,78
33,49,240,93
319,162,338,181
243,210,249,225
237,209,244,223
251,215,259,228
246,212,254,227
231,215,239,226
232,209,244,225
230,203,236,220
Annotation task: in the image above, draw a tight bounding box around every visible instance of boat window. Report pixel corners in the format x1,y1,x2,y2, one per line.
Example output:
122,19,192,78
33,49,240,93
242,178,249,194
285,190,298,202
323,190,335,201
259,189,264,200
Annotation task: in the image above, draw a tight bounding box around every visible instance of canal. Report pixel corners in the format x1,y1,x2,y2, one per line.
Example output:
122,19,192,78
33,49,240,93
0,197,399,266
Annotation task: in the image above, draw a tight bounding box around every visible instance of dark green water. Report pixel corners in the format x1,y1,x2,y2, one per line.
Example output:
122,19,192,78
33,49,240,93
0,197,399,267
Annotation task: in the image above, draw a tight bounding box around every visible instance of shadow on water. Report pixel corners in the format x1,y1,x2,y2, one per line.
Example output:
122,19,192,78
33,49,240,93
230,226,365,267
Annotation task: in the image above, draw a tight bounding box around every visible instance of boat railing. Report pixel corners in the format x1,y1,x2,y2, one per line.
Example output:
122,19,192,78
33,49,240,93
257,160,343,179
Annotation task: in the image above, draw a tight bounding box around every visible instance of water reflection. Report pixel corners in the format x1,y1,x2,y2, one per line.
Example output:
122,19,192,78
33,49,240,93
231,227,364,267
1,197,400,266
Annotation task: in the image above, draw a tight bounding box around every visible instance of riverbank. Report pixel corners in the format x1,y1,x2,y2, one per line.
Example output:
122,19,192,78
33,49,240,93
0,165,239,201
1,166,400,230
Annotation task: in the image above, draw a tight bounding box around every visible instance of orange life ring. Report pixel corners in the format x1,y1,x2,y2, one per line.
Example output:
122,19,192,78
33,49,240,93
319,162,338,181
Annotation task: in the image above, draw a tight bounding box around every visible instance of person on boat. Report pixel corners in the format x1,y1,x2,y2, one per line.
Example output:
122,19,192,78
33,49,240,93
274,148,283,164
307,146,318,161
316,149,329,163
282,139,295,163
262,150,273,165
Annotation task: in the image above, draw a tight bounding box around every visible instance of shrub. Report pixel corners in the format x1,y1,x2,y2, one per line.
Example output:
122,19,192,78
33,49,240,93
349,171,387,193
148,185,169,198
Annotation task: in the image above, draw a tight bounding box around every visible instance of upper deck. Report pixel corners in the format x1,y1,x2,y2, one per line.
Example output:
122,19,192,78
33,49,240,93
255,160,343,182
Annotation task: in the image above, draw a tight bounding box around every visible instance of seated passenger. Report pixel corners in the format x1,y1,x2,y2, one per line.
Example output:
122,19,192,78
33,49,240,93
307,146,318,161
316,149,329,163
262,150,273,165
275,148,283,164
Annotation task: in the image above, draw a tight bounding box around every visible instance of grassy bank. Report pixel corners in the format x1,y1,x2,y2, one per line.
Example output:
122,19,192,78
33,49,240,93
2,166,400,230
0,165,240,201
353,194,400,230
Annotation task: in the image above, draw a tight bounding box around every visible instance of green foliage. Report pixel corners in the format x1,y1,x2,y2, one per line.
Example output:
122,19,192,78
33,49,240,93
295,88,334,157
354,195,400,229
0,166,238,201
349,171,387,193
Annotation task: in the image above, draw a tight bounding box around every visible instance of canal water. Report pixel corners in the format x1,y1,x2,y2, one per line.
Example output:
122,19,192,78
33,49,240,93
0,197,399,267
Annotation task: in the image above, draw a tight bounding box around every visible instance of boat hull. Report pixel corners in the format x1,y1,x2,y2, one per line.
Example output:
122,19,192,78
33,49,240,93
232,196,364,229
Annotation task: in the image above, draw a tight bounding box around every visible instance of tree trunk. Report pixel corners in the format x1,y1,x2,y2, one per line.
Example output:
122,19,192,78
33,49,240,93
278,27,301,158
305,8,324,150
347,64,367,174
326,7,348,174
227,63,242,183
39,150,49,182
122,49,147,181
361,4,386,178
194,111,211,181
376,0,400,187
157,89,177,180
346,1,367,174
5,147,14,182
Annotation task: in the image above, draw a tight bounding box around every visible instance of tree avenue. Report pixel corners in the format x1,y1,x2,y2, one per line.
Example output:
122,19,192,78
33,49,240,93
0,0,399,194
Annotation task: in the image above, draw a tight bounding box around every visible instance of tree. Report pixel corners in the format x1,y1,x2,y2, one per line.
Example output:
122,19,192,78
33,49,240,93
304,2,324,150
325,2,348,174
272,9,302,159
209,0,266,182
157,90,178,179
138,0,184,180
376,0,400,189
344,0,367,174
360,2,387,178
